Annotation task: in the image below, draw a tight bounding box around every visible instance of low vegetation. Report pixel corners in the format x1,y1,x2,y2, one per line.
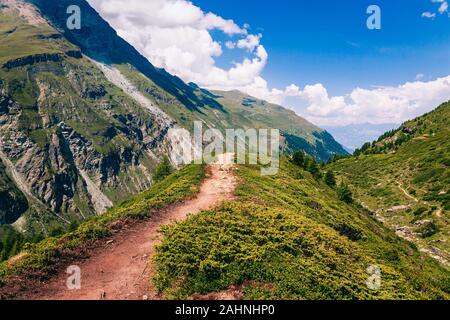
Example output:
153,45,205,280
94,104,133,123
328,101,449,261
0,164,205,288
154,160,450,300
153,156,174,183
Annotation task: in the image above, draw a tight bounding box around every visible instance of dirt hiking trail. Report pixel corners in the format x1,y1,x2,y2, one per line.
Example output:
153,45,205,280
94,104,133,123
27,158,236,300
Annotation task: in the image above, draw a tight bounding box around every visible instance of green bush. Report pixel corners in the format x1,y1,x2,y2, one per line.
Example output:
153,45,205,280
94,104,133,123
153,156,174,183
324,171,337,187
417,221,439,238
413,207,427,217
337,184,353,204
292,151,305,167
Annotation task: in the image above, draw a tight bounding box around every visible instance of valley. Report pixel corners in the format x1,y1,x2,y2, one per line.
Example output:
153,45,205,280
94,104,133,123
328,102,450,266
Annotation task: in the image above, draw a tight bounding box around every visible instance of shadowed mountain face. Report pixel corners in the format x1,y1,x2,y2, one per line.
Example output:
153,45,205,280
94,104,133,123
0,161,28,224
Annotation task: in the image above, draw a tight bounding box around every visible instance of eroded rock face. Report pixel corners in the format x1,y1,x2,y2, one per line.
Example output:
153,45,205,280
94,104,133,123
0,161,29,225
0,65,167,231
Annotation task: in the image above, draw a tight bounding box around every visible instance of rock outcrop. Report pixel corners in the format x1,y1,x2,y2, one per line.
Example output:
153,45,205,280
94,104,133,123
2,51,82,69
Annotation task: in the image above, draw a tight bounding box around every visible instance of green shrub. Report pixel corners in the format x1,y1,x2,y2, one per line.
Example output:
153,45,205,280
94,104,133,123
337,184,353,204
292,151,305,167
153,156,174,183
324,171,337,188
417,221,439,238
413,207,427,217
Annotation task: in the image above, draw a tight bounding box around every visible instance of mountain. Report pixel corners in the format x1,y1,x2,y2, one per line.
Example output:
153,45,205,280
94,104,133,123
0,0,347,239
327,101,450,265
211,90,348,161
0,0,176,237
324,123,399,153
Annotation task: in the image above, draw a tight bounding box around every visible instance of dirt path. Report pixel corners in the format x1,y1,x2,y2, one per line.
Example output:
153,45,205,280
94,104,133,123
397,183,419,203
27,160,236,300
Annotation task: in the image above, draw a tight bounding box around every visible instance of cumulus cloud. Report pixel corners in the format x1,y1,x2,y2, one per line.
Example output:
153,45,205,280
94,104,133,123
273,76,450,126
87,0,267,94
236,34,263,52
87,0,450,128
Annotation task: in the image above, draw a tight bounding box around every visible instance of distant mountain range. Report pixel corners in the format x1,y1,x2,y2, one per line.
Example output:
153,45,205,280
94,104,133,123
325,123,399,152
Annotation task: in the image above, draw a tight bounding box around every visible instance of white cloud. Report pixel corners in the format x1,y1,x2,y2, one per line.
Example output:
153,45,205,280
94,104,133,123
236,34,262,52
87,0,267,95
87,0,450,128
424,0,449,17
276,76,450,126
438,1,448,13
422,11,436,19
225,41,235,49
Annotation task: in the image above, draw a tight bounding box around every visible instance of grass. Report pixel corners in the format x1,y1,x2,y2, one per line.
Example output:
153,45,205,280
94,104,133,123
0,164,205,286
0,11,76,65
328,101,450,257
153,160,450,300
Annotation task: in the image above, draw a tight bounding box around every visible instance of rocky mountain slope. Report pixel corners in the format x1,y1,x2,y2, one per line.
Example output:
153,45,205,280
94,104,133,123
0,160,28,225
0,0,178,236
0,0,347,239
327,101,450,265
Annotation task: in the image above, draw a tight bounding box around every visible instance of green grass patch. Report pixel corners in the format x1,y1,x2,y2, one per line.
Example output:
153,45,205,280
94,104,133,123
154,161,450,300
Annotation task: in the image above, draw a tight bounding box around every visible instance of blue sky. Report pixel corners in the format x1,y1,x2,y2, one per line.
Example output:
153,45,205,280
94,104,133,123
90,0,450,148
194,0,450,96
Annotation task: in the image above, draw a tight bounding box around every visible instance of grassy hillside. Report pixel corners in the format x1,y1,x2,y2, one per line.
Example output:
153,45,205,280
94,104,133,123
153,160,450,300
328,102,449,265
0,164,205,296
0,6,77,65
